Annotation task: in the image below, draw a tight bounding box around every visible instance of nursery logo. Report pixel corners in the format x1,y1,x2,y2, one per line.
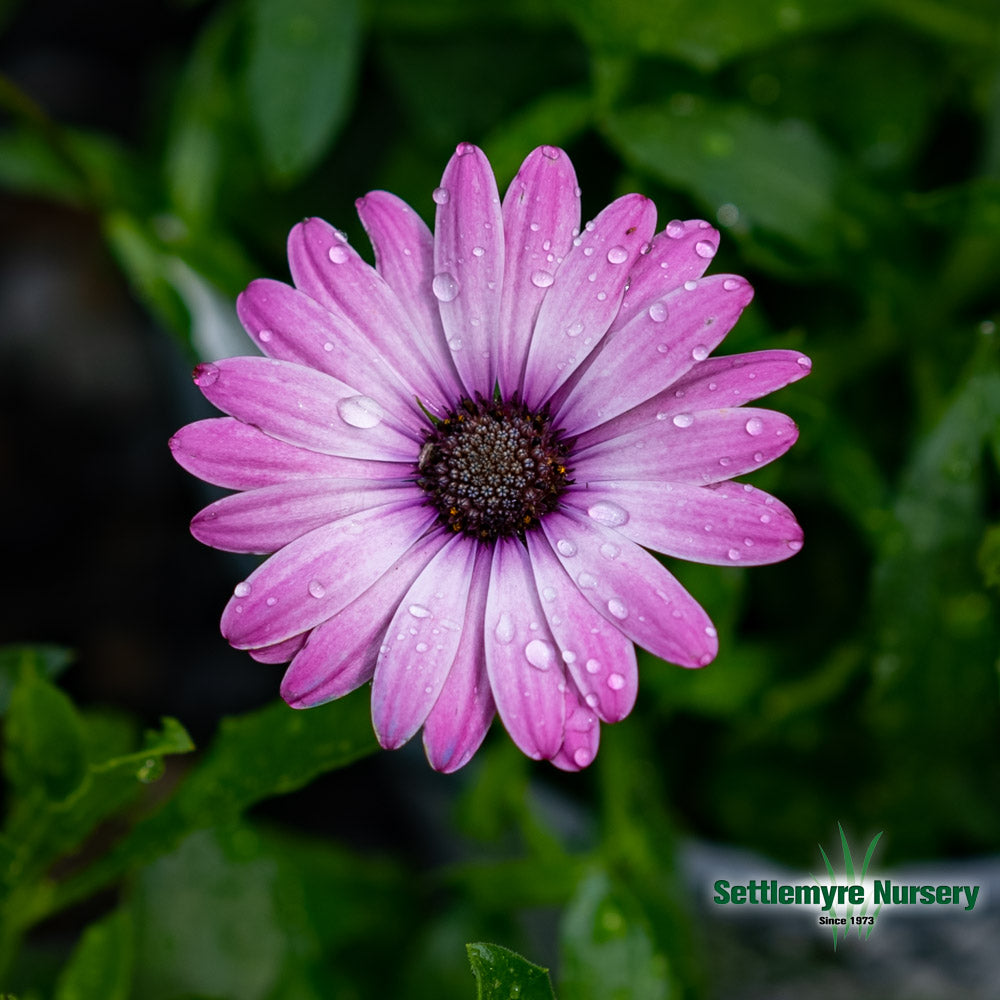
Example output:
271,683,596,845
711,823,982,950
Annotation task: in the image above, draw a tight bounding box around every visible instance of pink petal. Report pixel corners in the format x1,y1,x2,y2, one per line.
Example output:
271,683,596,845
497,145,581,396
286,217,455,413
221,500,436,649
612,220,722,329
280,532,447,707
355,191,463,399
549,686,601,772
372,535,479,750
556,274,753,433
422,548,495,772
169,418,410,490
237,279,428,430
573,407,799,485
526,531,638,723
484,538,567,760
522,193,657,408
577,349,812,448
191,480,415,554
248,632,308,664
192,357,417,461
540,509,717,668
432,142,505,397
564,481,804,566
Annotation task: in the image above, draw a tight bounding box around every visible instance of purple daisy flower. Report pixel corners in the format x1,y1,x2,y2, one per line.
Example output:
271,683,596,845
170,142,809,772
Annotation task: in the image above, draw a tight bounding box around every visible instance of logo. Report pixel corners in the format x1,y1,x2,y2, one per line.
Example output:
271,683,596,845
711,823,982,949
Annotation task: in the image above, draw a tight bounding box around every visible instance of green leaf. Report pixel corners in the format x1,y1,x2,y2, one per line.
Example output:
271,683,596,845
466,942,556,1000
0,644,73,715
245,0,362,181
54,909,134,1000
559,870,671,1000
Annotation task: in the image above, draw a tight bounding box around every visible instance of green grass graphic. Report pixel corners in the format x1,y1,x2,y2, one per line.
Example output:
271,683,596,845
815,823,884,949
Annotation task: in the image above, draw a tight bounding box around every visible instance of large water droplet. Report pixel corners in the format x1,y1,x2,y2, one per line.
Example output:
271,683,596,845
408,604,431,619
541,145,560,160
585,658,601,674
258,329,272,343
541,585,557,602
531,269,554,288
524,638,554,670
607,598,628,620
727,548,741,561
337,395,384,429
648,301,669,323
606,245,628,264
694,240,717,259
723,277,741,291
573,747,592,767
432,186,449,205
745,417,764,436
193,363,220,387
556,538,577,557
233,581,251,598
576,571,598,589
432,272,459,302
472,245,485,258
587,500,629,527
607,672,625,690
665,219,685,238
684,279,699,291
328,244,350,264
495,612,515,644
692,344,710,361
566,320,584,337
672,413,694,428
308,579,326,598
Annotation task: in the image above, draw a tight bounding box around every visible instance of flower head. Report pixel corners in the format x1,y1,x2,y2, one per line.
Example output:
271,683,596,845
170,142,810,772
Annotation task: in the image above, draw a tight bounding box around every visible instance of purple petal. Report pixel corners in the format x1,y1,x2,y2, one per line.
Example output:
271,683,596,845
191,480,416,554
286,217,456,413
433,142,505,396
248,632,308,664
526,531,638,723
564,481,804,566
169,418,410,490
372,535,479,750
497,145,581,396
549,686,601,772
280,532,446,707
612,221,722,329
573,407,799,485
355,190,463,398
192,357,418,461
221,500,436,649
522,193,657,408
422,548,495,772
540,509,717,668
577,349,812,448
484,538,567,760
556,274,753,433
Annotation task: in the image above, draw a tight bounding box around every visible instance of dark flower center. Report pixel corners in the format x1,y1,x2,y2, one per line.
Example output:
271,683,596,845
416,394,573,542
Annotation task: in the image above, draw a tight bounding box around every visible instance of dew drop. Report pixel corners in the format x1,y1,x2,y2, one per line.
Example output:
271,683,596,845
541,145,560,160
556,538,577,557
672,413,694,428
136,757,165,784
531,269,554,288
745,417,764,436
233,581,251,598
337,395,384,429
432,272,459,302
495,613,515,644
562,649,577,663
308,579,326,599
585,658,601,674
723,278,741,291
796,355,812,369
600,542,620,560
760,513,771,524
754,451,764,463
525,638,554,670
432,186,449,205
585,693,599,708
328,244,350,264
583,246,595,256
416,642,428,653
648,301,669,323
258,329,272,343
323,341,334,352
193,362,220,387
607,672,625,690
573,747,593,767
541,586,557,602
566,320,584,337
695,240,717,259
727,548,741,561
666,219,685,238
472,245,485,257
692,344,709,361
266,596,277,607
587,500,629,527
607,598,628,620
607,245,628,264
577,571,598,589
787,539,803,552
684,279,699,291
408,604,431,619
656,343,669,354
447,338,463,352
705,625,718,637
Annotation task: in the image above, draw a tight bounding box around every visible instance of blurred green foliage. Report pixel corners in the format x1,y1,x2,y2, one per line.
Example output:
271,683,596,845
1,0,999,996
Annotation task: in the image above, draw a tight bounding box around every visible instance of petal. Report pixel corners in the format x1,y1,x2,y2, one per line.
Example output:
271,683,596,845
564,481,804,566
248,632,308,664
612,221,722,329
286,217,455,412
497,145,581,396
484,538,567,760
169,418,410,490
280,532,447,707
355,190,463,397
549,686,601,772
221,500,436,649
237,279,426,429
522,193,657,408
526,531,638,722
422,548,494,772
433,142,505,397
577,349,812,449
556,274,754,433
573,407,799,485
372,535,479,750
193,357,418,461
540,509,717,668
191,480,416,554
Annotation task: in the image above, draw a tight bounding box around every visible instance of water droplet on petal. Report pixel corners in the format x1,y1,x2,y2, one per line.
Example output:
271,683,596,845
432,272,459,302
308,579,326,598
566,320,584,337
328,244,350,264
607,245,628,264
727,548,741,561
408,604,431,619
525,638,554,670
455,142,475,156
723,278,741,291
193,363,219,387
745,417,764,436
607,598,628,620
600,542,620,560
472,245,485,257
531,269,554,288
541,585,557,602
266,596,277,607
672,413,694,428
656,343,669,354
607,672,625,690
692,344,709,361
323,341,334,352
796,355,812,369
585,658,601,674
432,186,449,205
648,301,669,322
787,539,803,552
541,145,560,159
556,538,577,557
666,220,685,238
684,279,699,291
495,613,515,644
705,626,718,637
258,329,272,343
573,747,593,767
585,693,599,708
587,500,629,527
695,240,717,259
337,395,384,429
416,642,428,653
576,571,598,589
561,649,577,663
233,581,251,598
